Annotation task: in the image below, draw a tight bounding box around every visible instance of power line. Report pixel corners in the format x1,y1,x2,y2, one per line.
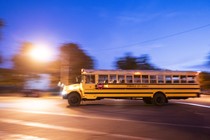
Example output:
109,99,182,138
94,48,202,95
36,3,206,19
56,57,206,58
91,23,210,52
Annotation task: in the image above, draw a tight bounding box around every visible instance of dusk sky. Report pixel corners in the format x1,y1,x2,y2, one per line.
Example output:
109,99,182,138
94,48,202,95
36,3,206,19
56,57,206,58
0,0,210,71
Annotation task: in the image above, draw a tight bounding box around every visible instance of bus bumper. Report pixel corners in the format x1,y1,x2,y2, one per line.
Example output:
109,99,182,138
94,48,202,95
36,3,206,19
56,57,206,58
62,94,68,99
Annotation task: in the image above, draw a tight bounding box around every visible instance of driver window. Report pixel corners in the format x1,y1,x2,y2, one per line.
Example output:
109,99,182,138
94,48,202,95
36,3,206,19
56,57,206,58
85,75,95,84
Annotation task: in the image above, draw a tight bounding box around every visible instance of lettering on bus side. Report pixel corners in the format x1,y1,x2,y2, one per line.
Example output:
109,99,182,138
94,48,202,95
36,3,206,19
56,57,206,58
127,85,149,88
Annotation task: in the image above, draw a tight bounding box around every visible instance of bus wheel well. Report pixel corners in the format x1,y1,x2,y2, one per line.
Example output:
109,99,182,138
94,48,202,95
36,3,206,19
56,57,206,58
67,92,81,106
154,91,165,96
153,91,167,105
68,91,81,97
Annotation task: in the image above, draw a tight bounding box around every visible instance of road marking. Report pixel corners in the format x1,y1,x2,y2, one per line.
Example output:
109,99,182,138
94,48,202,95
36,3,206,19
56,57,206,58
0,131,48,140
175,102,210,109
0,118,154,140
1,108,210,130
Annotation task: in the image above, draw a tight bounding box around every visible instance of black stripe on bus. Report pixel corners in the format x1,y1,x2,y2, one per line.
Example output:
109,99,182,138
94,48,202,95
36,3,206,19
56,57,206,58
95,88,200,90
84,92,199,95
165,92,199,94
85,92,153,94
105,83,198,85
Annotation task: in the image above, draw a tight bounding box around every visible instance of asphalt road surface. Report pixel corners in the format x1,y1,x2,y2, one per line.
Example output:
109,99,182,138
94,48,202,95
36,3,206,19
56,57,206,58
0,94,210,140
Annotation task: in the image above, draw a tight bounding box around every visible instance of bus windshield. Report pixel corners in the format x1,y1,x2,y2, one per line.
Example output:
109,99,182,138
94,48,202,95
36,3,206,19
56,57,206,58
84,74,95,84
75,75,82,83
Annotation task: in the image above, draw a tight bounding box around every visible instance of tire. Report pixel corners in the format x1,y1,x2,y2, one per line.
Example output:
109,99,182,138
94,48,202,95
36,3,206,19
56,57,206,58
143,97,152,104
152,93,166,106
68,93,81,106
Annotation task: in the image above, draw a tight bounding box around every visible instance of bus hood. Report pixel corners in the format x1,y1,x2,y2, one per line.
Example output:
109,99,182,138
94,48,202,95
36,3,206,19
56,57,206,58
66,84,81,91
61,84,81,96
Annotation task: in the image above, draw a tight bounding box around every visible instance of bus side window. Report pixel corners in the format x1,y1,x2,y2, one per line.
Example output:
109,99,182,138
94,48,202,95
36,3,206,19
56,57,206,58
110,75,117,83
118,75,125,83
150,75,156,84
187,75,195,83
158,75,164,83
90,75,95,83
98,75,108,83
173,75,180,83
181,75,187,83
165,75,172,83
142,75,148,83
126,75,133,83
134,75,141,83
113,80,117,83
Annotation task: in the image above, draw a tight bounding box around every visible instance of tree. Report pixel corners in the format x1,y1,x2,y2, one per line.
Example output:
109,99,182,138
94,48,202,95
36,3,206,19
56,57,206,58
199,52,210,91
115,53,158,70
115,53,138,70
199,72,210,90
46,59,61,88
0,19,4,64
0,19,3,27
0,55,2,64
59,43,95,84
136,54,158,70
0,68,25,89
206,52,210,67
12,42,49,73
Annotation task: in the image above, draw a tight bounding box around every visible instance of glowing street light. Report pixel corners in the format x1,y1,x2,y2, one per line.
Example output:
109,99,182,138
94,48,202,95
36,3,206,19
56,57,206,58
28,44,53,62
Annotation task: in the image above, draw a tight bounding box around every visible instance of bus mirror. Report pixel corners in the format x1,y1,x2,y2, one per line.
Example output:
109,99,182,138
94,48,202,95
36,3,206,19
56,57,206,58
76,77,78,83
76,76,81,83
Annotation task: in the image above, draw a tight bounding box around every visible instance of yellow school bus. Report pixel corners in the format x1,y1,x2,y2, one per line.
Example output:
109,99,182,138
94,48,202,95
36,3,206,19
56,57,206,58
60,69,201,106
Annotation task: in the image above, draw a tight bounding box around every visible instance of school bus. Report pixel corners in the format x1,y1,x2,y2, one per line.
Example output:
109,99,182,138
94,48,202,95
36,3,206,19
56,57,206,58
60,69,201,106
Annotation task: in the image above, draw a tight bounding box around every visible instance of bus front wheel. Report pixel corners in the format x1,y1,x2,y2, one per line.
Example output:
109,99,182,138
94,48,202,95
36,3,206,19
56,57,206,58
68,93,81,106
152,93,166,106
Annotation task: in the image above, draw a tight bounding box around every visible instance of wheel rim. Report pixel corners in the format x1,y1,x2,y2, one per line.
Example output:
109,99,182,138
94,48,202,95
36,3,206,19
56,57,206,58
156,96,164,104
68,93,81,106
154,93,166,105
71,96,78,104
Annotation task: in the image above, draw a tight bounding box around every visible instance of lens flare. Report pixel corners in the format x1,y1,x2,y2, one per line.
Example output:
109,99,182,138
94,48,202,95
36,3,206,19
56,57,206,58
29,45,53,62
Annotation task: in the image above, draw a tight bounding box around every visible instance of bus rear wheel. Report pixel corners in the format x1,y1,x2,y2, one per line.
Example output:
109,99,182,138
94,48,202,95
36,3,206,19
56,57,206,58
152,93,166,106
68,93,81,106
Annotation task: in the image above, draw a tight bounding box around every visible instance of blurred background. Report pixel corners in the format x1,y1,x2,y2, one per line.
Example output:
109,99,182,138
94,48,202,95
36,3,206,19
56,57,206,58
0,0,210,95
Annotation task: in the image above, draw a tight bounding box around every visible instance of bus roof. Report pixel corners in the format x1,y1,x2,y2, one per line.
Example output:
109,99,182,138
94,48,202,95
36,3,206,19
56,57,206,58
81,69,200,75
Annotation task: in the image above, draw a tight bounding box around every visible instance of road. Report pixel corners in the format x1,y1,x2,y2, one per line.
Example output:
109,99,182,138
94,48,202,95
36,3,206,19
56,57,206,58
0,94,210,140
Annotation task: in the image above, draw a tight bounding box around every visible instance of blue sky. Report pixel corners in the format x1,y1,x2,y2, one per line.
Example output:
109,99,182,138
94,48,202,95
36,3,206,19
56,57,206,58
0,0,210,71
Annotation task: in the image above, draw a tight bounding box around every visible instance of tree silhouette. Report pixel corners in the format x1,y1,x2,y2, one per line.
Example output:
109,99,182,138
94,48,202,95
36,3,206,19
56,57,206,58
59,43,95,84
206,52,210,67
115,53,138,70
199,72,210,90
199,52,210,91
0,19,3,27
0,55,2,64
136,54,158,70
115,53,158,70
0,19,4,64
